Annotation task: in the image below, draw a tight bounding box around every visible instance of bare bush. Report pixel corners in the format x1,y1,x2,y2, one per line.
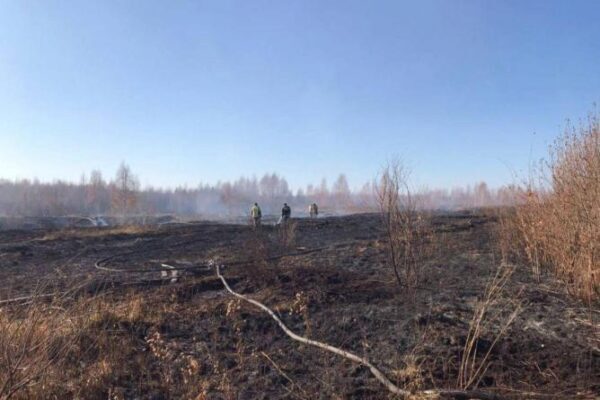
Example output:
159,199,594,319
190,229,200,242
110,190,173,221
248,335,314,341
375,160,427,291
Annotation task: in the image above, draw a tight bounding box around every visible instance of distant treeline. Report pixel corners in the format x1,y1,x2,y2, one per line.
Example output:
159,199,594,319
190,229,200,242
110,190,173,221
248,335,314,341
0,163,516,218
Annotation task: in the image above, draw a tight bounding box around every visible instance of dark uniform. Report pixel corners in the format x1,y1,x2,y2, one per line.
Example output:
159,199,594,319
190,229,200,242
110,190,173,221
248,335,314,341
281,203,291,221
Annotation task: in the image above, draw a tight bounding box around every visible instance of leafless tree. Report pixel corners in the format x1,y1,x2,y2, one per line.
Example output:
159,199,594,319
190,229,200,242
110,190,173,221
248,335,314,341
111,162,139,216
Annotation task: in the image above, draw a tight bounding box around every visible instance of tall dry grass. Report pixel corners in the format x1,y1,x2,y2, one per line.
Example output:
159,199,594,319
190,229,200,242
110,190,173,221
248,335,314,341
0,301,70,399
502,115,599,302
0,292,160,400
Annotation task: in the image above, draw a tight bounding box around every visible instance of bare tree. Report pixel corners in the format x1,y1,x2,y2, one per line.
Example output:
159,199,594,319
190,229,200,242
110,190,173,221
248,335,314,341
111,162,139,216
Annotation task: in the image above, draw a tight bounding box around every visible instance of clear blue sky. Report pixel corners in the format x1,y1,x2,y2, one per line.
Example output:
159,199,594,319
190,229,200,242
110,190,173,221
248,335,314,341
1,0,599,190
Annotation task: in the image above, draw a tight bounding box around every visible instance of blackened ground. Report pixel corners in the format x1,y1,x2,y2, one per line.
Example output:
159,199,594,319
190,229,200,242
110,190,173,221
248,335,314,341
0,212,597,399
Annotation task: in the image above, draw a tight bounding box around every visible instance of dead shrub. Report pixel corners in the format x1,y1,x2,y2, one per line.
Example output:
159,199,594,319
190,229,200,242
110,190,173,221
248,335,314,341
376,160,430,293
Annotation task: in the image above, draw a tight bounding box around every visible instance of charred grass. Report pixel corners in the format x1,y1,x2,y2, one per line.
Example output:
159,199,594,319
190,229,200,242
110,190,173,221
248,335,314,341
0,213,597,399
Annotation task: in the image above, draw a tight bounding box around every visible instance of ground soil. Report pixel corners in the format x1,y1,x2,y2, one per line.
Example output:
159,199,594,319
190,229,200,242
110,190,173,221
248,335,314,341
0,213,598,399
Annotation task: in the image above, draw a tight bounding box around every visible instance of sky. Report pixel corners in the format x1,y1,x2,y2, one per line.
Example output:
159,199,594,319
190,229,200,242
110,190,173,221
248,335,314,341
1,0,599,191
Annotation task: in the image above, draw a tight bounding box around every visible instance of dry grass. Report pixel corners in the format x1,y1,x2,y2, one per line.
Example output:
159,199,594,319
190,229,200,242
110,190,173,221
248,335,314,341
458,264,522,390
0,302,69,399
0,292,159,400
501,115,599,302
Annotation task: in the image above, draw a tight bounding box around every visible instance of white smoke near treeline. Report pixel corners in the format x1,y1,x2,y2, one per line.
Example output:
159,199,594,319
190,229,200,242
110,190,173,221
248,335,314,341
0,163,515,219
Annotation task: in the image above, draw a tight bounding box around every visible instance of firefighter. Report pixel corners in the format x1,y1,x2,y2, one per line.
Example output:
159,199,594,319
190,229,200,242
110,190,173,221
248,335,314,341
250,202,262,227
309,202,318,218
281,203,291,223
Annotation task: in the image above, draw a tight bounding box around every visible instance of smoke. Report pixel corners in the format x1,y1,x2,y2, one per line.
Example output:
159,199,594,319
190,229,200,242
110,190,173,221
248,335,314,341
0,167,516,219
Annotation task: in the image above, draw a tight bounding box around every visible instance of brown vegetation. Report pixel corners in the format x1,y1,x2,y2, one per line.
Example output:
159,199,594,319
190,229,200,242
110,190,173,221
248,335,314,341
501,116,599,302
0,292,157,400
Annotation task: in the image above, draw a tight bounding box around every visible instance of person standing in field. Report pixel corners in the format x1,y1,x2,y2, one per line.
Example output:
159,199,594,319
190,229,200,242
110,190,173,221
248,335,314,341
280,203,291,224
309,202,318,218
250,202,262,227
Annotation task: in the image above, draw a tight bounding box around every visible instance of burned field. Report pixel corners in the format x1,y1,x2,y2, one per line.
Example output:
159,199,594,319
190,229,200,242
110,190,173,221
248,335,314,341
0,213,598,399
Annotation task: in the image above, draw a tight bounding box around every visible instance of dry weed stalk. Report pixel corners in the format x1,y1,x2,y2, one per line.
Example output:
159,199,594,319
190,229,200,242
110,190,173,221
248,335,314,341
458,264,522,390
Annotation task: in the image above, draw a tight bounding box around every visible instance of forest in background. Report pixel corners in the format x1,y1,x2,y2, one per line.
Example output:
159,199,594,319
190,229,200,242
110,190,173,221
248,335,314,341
0,163,515,218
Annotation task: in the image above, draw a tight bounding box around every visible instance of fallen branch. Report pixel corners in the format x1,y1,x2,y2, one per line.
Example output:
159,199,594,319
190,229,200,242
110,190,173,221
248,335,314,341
216,264,507,400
